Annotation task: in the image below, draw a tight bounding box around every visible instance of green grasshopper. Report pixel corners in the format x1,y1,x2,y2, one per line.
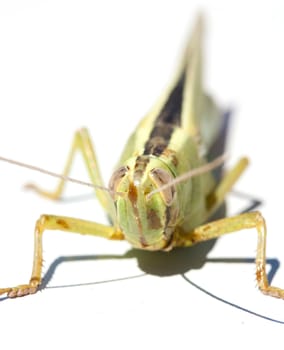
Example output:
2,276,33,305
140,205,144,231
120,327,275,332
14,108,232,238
1,16,283,299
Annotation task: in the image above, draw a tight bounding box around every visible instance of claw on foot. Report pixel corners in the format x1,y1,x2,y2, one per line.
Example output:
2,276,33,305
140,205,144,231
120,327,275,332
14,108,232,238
0,279,40,298
8,285,38,298
23,183,59,200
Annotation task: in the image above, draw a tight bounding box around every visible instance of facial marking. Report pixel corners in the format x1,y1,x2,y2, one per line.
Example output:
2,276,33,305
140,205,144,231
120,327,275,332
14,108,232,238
108,165,129,197
133,155,149,184
128,182,148,247
149,168,176,206
147,208,162,230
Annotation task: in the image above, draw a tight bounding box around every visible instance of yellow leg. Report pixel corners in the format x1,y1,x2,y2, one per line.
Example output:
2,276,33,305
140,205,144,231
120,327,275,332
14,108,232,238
206,157,249,217
25,128,111,213
174,211,284,299
0,215,124,298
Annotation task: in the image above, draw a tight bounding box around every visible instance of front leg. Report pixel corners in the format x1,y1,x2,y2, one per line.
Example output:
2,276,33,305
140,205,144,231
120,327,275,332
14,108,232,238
174,211,284,299
0,215,124,298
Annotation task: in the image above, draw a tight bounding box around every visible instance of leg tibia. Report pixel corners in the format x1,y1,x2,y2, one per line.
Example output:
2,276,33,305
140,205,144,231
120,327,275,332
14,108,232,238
175,211,284,299
206,157,249,217
25,128,111,213
0,215,124,298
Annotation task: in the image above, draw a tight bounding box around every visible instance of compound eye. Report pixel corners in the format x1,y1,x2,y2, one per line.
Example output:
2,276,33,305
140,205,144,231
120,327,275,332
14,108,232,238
149,168,176,206
108,166,129,198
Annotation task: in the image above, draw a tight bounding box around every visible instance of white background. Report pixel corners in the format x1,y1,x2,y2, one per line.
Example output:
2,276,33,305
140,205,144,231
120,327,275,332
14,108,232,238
0,1,284,349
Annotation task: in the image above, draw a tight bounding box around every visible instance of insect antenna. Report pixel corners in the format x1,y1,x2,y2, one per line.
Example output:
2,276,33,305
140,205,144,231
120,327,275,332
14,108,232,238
0,155,124,197
147,154,227,200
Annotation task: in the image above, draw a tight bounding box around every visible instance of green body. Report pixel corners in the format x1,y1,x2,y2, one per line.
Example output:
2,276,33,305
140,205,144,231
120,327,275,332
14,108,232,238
109,17,222,251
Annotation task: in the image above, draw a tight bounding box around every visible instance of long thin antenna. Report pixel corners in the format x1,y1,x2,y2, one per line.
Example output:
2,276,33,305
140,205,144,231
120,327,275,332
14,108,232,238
147,154,227,200
0,155,117,195
0,154,227,200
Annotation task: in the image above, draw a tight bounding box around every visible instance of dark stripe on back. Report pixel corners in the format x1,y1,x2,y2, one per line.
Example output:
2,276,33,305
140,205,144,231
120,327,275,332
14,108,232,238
143,71,185,157
143,124,175,156
133,71,186,182
155,71,185,126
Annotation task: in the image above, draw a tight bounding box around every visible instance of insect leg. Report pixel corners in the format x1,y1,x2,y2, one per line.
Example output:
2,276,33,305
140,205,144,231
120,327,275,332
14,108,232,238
0,215,124,298
175,211,284,299
25,128,111,212
206,157,249,217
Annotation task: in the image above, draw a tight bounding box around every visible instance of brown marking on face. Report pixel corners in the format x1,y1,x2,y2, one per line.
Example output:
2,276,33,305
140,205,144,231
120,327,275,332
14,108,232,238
206,192,216,210
128,182,137,204
147,208,162,230
134,155,149,183
150,168,176,206
56,219,70,230
128,183,148,247
162,148,178,167
163,206,174,241
108,166,129,197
